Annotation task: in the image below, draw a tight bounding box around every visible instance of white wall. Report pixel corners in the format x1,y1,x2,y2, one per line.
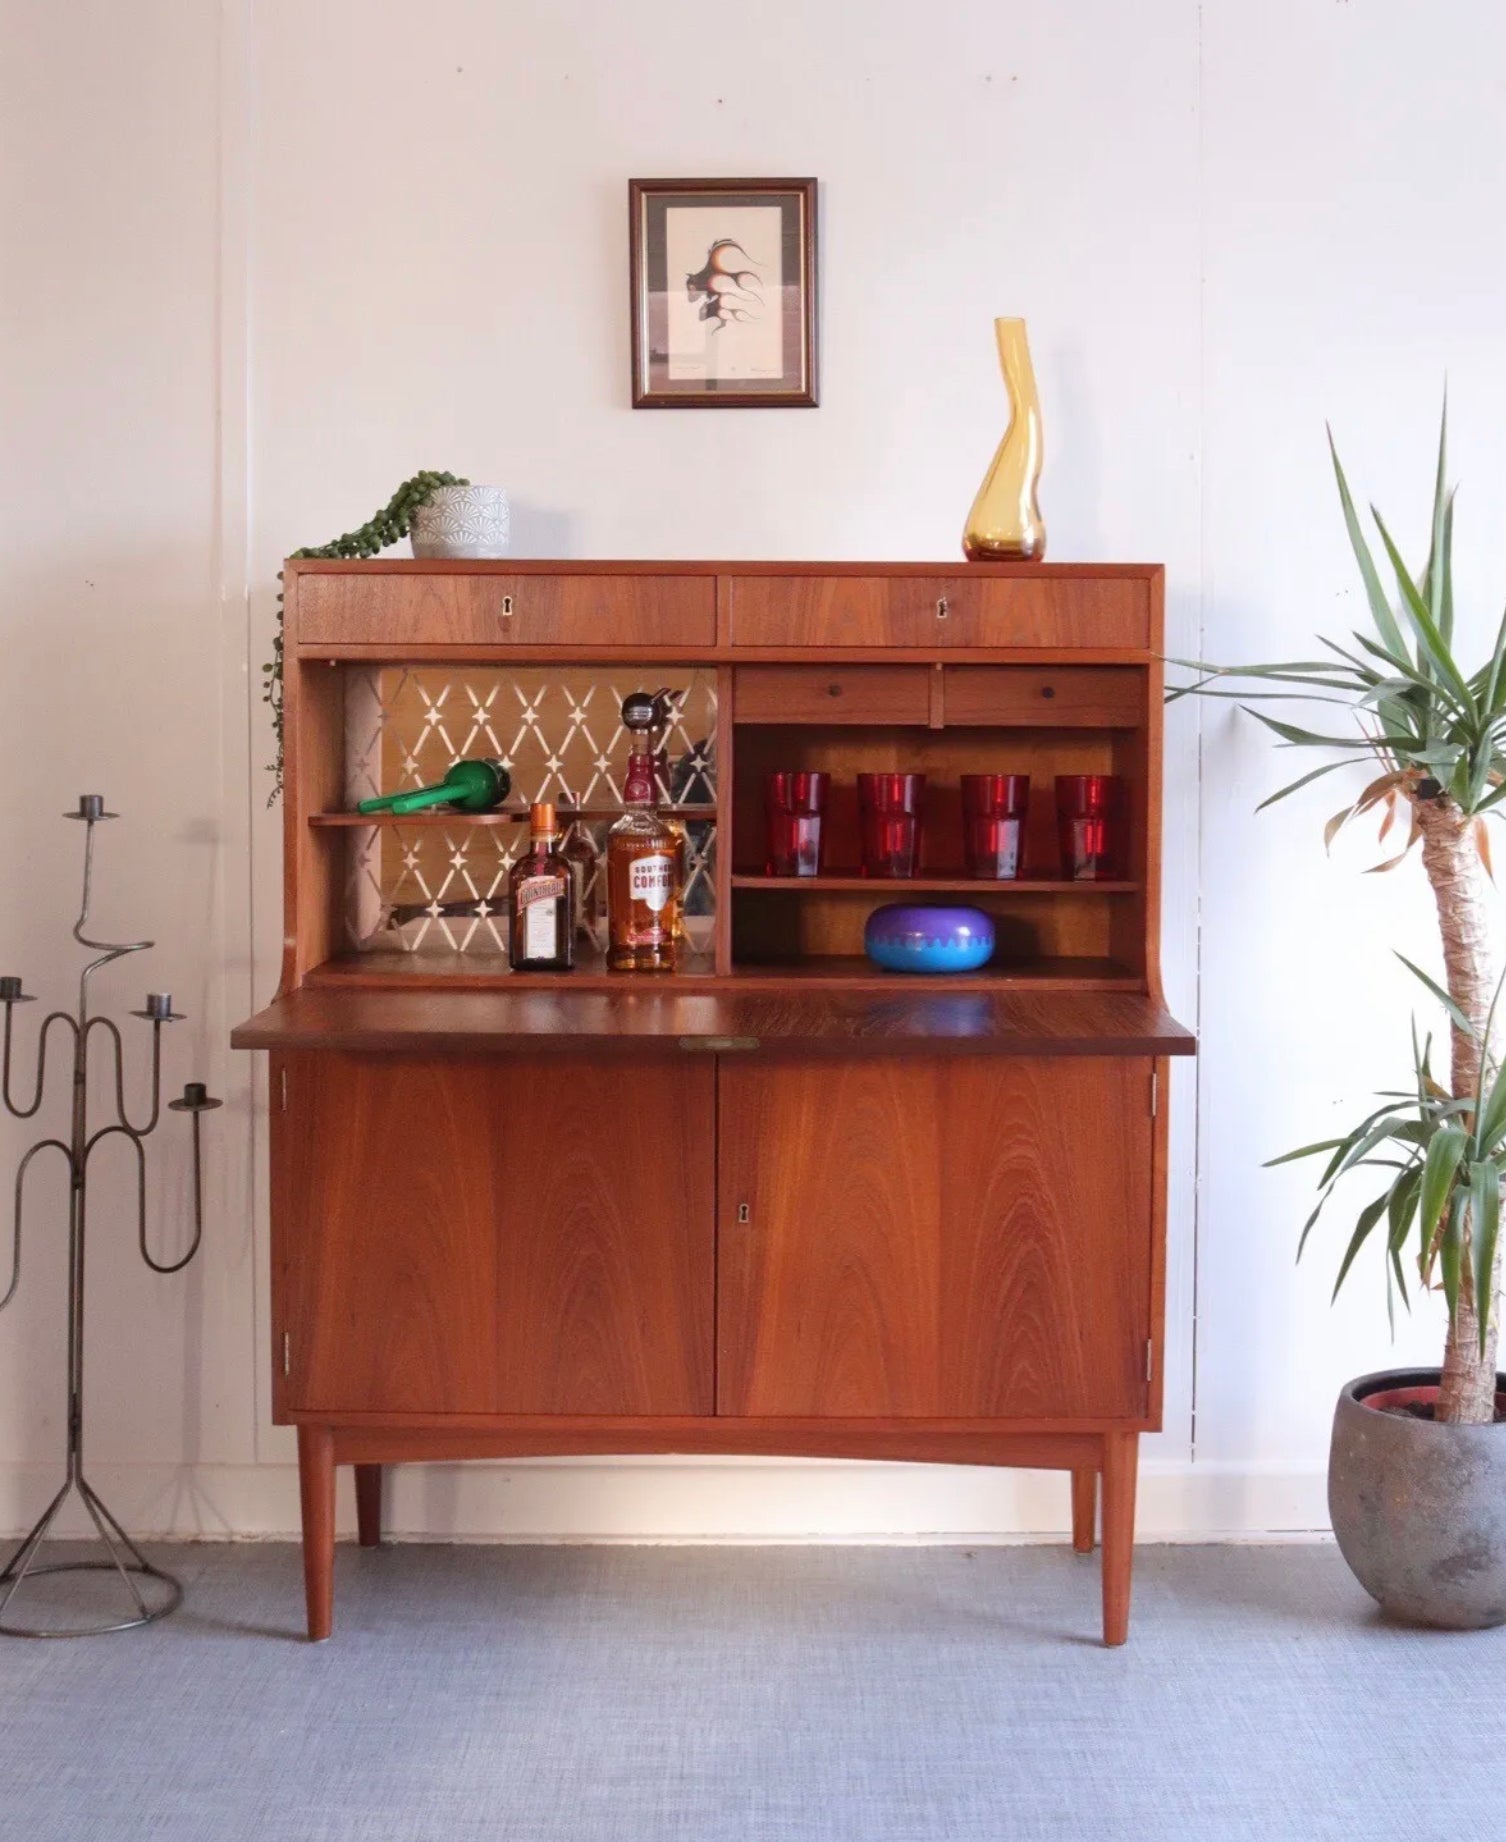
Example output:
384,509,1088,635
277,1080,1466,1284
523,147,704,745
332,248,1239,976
2,0,1503,1542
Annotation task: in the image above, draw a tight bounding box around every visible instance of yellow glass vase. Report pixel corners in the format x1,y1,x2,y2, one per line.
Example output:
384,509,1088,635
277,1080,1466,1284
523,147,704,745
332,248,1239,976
962,317,1046,561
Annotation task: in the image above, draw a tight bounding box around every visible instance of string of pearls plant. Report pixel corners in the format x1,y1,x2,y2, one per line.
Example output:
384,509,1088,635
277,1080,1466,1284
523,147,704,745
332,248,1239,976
262,470,467,801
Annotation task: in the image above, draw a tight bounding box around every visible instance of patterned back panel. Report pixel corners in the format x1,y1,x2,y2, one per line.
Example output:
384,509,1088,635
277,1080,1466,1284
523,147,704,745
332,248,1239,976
343,667,718,956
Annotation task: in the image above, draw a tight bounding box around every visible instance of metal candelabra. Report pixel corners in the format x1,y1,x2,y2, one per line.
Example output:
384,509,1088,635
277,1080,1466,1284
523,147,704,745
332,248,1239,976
0,797,219,1637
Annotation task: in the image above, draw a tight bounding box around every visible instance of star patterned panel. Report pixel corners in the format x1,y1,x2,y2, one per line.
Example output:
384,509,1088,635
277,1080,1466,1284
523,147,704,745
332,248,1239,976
341,667,717,957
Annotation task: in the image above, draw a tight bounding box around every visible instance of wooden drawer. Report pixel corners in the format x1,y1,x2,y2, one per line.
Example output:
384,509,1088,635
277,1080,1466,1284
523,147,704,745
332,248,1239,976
730,576,960,646
296,572,716,648
734,664,931,725
944,666,1145,727
729,574,1150,649
969,579,1149,648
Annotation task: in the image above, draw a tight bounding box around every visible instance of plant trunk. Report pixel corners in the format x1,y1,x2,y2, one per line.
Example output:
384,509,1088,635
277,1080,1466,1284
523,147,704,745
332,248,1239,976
1416,794,1500,1424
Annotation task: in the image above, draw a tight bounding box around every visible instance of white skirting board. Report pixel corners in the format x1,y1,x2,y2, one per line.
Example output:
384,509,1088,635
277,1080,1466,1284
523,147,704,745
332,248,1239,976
0,1458,1332,1544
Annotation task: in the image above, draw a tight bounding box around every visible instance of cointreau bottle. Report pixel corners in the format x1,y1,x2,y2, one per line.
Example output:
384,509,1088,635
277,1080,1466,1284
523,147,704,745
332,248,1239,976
607,692,681,972
508,802,574,971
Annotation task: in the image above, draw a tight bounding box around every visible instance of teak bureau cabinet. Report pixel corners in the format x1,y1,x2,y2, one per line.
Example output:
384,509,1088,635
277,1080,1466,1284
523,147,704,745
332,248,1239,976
232,558,1195,1644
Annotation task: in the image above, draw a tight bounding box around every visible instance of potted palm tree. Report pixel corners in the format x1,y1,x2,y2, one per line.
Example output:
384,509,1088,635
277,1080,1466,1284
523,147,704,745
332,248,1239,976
1176,406,1506,1627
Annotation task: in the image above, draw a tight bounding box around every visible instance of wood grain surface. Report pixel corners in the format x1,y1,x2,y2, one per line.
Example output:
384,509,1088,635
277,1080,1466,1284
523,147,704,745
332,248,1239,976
728,575,1149,649
297,1425,335,1641
251,554,1183,1646
278,1056,506,1415
733,664,931,725
319,1418,1115,1465
942,665,1145,728
716,1057,1154,1418
285,558,1163,580
235,985,1196,1056
489,1061,714,1414
275,1054,715,1417
297,571,715,648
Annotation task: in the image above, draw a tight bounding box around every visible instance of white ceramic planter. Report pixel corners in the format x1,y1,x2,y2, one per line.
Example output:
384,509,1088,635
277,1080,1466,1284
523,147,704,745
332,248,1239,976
410,485,510,559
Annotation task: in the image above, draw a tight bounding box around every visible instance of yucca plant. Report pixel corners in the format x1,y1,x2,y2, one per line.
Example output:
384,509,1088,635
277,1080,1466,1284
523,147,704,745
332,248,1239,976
1172,404,1504,1423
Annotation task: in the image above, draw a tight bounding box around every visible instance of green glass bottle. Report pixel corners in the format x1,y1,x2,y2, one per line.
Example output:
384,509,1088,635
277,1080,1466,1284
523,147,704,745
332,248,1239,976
357,758,511,816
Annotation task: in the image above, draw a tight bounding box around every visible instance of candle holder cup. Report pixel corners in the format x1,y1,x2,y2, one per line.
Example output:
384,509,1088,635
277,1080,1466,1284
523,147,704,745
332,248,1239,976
858,773,926,879
962,774,1030,879
764,771,829,877
1056,774,1127,881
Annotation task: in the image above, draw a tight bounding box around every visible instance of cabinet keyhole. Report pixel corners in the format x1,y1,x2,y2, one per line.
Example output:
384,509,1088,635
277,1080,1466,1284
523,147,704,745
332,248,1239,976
737,1203,751,1224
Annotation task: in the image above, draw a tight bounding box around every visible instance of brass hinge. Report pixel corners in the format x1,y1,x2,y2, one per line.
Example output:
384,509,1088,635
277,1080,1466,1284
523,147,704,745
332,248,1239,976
279,1067,288,1111
1145,1339,1155,1383
282,1331,291,1378
1149,1070,1159,1118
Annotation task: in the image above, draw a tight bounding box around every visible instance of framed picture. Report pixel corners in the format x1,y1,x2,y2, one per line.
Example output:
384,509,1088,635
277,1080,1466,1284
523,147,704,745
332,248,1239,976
630,177,818,409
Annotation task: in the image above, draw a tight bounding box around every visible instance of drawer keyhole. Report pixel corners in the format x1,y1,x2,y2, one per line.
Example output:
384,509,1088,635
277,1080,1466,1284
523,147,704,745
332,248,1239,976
827,682,843,698
500,594,514,619
936,596,949,620
1041,685,1056,699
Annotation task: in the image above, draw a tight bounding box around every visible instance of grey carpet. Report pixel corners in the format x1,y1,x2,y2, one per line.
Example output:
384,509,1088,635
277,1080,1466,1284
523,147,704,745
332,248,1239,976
0,1542,1500,1841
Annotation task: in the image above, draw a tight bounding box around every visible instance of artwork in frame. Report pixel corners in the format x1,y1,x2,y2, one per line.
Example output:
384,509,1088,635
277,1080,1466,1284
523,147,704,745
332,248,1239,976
630,178,818,409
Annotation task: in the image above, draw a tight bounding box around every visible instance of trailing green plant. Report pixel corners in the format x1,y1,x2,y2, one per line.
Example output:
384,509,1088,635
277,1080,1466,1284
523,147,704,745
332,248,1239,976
1170,403,1505,1423
262,471,466,801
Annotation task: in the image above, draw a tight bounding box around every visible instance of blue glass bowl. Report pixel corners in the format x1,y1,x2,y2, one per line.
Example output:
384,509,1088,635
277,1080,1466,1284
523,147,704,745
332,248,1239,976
863,904,996,974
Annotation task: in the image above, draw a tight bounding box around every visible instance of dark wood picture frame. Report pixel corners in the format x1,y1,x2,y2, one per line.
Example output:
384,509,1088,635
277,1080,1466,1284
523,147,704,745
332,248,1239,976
630,177,818,409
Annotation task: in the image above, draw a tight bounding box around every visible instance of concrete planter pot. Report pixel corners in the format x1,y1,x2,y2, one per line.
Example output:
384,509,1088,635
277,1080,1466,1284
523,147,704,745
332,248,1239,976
1329,1367,1506,1629
410,485,510,558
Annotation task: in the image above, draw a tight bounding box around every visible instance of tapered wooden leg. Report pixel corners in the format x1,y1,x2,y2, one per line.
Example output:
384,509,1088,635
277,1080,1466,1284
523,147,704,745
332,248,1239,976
1100,1431,1138,1647
354,1464,383,1549
1071,1467,1097,1554
297,1424,336,1642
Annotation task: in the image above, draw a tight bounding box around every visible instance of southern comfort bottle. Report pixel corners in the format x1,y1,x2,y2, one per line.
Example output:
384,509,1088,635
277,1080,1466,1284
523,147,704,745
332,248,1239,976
607,691,681,972
508,801,574,971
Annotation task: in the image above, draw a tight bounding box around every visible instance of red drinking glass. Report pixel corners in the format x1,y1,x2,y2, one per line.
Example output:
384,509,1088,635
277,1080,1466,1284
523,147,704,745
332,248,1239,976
1056,775,1126,880
961,774,1030,879
764,771,830,877
858,773,925,878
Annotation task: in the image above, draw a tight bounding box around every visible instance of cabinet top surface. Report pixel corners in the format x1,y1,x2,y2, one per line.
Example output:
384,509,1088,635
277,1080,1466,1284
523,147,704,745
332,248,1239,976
232,986,1195,1057
285,557,1164,579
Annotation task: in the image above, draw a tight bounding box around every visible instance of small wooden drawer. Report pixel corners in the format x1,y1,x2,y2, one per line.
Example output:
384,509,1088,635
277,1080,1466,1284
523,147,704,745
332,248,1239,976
296,572,716,648
734,665,932,725
945,666,1145,727
730,577,963,647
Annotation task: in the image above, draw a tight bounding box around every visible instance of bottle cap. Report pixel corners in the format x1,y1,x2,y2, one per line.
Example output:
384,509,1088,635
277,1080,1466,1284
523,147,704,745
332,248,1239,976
531,801,557,834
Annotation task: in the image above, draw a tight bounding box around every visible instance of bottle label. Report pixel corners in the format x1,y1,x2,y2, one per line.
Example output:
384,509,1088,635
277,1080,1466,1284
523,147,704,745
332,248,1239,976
518,874,564,961
628,853,674,914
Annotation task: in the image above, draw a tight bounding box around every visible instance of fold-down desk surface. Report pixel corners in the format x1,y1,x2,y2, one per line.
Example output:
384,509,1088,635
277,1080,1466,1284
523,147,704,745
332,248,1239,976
232,985,1195,1058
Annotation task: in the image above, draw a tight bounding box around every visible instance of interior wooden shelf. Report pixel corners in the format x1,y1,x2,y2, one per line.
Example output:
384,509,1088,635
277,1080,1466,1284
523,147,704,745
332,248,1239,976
303,950,1142,993
310,806,715,828
727,955,1142,990
305,947,720,990
731,873,1139,894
